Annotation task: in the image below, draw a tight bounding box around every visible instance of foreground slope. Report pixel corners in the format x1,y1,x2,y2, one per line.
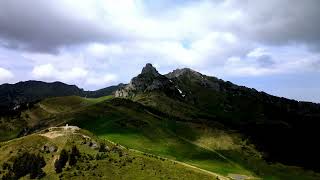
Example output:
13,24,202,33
70,98,319,180
0,126,220,180
1,94,319,179
1,95,258,178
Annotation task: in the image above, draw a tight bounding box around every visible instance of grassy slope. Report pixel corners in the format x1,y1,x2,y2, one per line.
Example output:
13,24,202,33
0,96,112,142
69,98,255,176
134,92,320,180
172,121,320,180
0,127,216,180
70,97,320,180
0,117,24,141
2,95,320,179
32,95,113,114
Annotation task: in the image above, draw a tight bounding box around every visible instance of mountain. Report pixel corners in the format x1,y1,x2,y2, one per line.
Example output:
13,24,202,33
164,68,320,171
115,63,181,99
116,64,320,171
87,84,125,98
0,81,121,115
0,81,83,111
1,63,320,179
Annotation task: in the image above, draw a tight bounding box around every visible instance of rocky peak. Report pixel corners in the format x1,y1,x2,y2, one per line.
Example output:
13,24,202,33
165,68,223,91
165,68,202,79
115,63,181,98
141,63,160,77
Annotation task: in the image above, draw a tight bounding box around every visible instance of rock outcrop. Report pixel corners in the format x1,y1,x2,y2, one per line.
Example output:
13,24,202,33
165,68,222,91
115,63,181,98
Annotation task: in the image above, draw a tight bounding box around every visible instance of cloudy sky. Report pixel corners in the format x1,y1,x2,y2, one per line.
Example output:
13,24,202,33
0,0,320,102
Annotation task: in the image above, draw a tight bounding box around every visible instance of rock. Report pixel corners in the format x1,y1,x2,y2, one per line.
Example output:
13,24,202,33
115,63,181,98
48,145,58,153
41,144,58,153
165,68,221,91
165,68,200,79
89,141,99,149
141,63,160,77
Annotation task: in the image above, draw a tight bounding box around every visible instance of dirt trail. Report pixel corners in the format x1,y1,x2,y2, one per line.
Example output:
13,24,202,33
40,131,64,139
176,135,258,180
177,135,248,170
39,126,80,139
39,103,59,114
105,137,260,180
228,174,256,180
105,139,229,180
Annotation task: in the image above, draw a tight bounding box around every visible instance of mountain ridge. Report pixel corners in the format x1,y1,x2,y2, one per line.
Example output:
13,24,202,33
2,63,320,174
114,64,320,171
1,66,319,106
0,80,122,115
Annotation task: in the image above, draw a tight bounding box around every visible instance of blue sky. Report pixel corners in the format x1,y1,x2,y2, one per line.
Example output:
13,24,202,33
0,0,320,102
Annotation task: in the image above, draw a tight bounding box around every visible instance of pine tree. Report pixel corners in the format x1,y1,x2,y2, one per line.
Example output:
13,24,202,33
69,145,80,166
55,149,69,173
99,143,107,152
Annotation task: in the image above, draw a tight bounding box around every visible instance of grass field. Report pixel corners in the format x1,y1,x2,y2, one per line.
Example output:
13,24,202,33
0,127,222,179
0,95,113,142
69,98,320,180
2,96,320,179
70,99,258,177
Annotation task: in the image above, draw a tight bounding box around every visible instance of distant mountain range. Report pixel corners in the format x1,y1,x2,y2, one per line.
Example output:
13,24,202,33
1,63,320,179
0,80,122,115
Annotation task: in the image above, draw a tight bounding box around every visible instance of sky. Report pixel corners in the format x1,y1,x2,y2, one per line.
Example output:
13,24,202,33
0,0,320,102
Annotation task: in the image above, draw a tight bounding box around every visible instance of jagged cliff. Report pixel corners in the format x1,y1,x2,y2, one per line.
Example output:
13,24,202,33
115,63,181,98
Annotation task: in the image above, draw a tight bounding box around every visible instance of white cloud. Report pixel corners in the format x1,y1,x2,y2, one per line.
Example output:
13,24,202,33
22,51,86,69
220,46,320,77
223,56,278,76
1,0,320,102
86,43,124,58
64,67,88,81
86,74,117,86
32,64,88,82
247,48,269,58
0,67,14,81
31,64,55,79
2,0,319,76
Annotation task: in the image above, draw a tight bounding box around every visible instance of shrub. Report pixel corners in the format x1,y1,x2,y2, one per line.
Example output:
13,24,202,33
99,143,108,152
118,151,123,157
2,171,14,180
7,152,46,179
69,146,80,166
2,162,10,170
55,149,69,173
